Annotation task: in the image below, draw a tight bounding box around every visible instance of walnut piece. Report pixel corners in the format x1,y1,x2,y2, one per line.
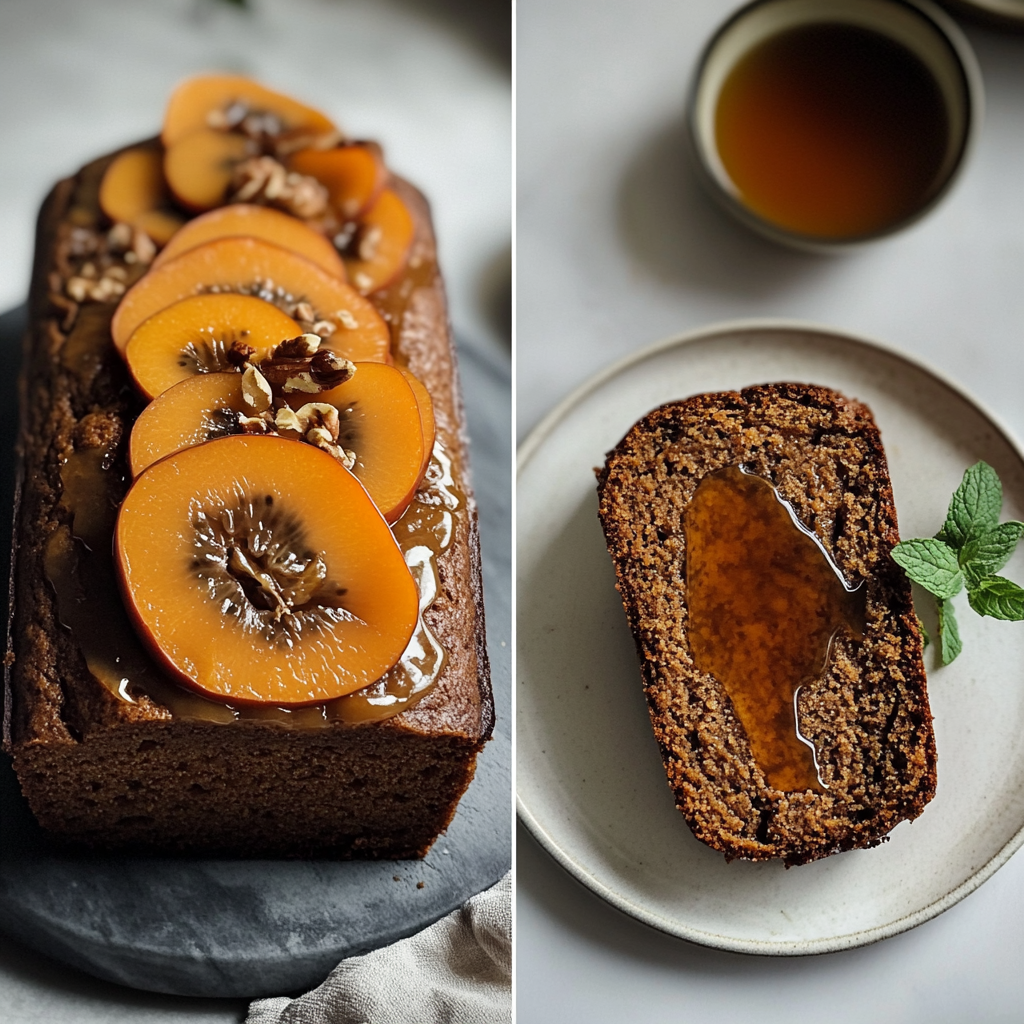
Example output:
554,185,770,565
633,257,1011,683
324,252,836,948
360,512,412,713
229,156,328,220
259,344,355,394
241,364,273,412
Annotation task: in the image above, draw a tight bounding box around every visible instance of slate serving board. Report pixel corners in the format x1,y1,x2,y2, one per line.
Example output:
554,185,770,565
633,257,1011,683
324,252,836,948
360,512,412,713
0,304,511,998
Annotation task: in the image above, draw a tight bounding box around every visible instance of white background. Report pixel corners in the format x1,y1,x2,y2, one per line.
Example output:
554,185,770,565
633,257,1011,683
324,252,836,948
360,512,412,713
517,1,1024,1022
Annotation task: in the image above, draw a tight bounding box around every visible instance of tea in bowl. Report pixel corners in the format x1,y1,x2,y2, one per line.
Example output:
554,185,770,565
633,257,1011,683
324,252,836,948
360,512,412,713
688,0,983,251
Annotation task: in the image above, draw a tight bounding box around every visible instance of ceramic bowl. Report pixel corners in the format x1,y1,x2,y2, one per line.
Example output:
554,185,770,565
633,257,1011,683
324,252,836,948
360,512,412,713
688,0,984,252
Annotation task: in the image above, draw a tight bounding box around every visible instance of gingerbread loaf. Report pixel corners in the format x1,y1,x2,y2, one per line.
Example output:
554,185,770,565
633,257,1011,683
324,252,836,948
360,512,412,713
597,384,935,865
4,116,492,857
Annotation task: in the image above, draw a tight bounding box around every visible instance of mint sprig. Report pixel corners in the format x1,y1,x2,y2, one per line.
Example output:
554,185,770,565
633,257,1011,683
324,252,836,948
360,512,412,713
892,462,1024,665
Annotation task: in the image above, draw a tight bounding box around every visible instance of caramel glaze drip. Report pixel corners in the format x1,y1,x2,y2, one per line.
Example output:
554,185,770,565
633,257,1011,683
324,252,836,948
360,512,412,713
685,466,866,792
46,443,462,726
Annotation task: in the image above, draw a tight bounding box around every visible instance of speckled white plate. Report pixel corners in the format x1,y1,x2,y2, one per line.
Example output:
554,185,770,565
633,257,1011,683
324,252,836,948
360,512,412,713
516,320,1024,956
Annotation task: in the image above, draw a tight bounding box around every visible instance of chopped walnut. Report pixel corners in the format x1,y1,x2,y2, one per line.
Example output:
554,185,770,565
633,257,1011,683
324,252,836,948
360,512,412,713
333,223,357,251
107,222,133,252
241,364,274,412
66,268,127,304
310,320,336,338
132,227,157,266
259,345,354,393
357,225,383,262
292,301,316,324
309,349,354,387
292,402,341,440
238,413,272,434
226,339,257,367
229,156,328,219
274,333,321,358
67,227,100,257
274,405,304,437
335,309,358,331
353,272,373,294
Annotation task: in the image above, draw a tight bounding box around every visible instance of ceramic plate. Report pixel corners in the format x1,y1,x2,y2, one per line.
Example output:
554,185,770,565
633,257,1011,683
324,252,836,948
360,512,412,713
517,320,1024,956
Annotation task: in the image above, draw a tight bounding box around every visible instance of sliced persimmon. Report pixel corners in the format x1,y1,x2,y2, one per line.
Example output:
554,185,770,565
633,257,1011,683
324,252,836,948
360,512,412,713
129,372,245,476
164,128,253,211
98,146,185,244
288,144,385,220
130,363,426,523
399,367,436,480
124,293,300,400
111,236,390,362
100,147,166,224
116,434,417,705
152,204,345,278
162,75,337,148
343,188,414,294
288,362,424,522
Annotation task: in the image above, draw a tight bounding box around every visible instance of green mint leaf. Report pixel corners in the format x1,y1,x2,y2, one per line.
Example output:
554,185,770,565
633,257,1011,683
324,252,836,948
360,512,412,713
937,598,962,665
943,462,1002,549
891,538,963,599
961,521,1024,584
967,575,1024,620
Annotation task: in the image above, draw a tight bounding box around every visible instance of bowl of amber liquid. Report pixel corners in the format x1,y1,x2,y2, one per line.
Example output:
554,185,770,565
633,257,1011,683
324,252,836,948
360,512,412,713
688,0,983,251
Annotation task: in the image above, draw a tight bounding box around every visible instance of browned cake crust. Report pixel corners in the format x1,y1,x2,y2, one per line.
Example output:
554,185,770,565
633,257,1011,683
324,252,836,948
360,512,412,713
3,146,493,858
596,384,936,866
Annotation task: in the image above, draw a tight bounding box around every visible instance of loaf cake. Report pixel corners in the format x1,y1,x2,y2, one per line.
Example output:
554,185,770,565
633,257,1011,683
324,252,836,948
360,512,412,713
597,384,935,866
4,77,493,858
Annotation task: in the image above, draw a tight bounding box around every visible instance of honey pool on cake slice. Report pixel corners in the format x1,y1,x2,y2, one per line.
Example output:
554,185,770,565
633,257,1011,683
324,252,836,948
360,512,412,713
597,385,935,864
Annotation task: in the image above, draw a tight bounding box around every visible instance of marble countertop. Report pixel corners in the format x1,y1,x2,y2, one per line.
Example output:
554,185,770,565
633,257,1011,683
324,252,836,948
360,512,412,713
0,0,509,1019
517,0,1024,1021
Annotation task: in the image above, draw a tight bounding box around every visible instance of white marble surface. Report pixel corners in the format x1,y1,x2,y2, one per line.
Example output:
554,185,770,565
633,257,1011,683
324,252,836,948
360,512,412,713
517,0,1024,1020
0,0,509,1019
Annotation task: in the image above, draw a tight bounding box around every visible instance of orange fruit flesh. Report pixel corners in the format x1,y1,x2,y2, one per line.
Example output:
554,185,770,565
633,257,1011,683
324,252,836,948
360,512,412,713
116,435,417,705
125,293,300,400
99,147,168,224
297,363,425,523
129,373,245,476
152,204,346,278
399,367,436,479
164,128,253,211
162,75,336,147
130,364,427,523
111,236,391,362
344,188,414,294
288,144,385,220
99,148,186,244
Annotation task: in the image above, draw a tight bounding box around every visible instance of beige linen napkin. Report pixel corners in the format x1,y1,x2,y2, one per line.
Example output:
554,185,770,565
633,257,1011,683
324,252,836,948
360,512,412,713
246,872,511,1024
